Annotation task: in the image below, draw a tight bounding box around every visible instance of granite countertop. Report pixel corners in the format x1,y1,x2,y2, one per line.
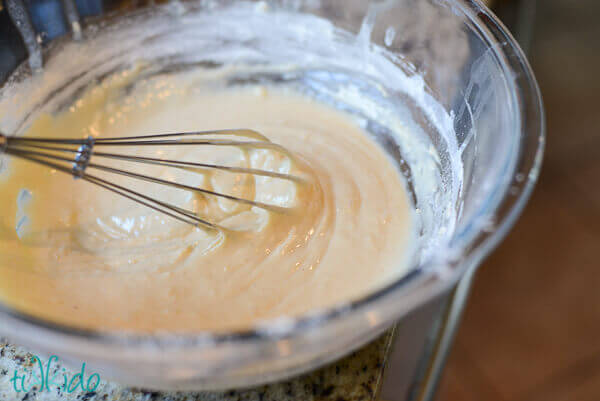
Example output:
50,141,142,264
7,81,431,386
0,332,393,401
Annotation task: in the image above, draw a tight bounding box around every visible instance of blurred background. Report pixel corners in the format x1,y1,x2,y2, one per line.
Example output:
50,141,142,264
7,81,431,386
438,0,600,400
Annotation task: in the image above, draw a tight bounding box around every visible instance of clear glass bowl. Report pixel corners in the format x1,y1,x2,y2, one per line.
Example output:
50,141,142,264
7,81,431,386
0,0,544,390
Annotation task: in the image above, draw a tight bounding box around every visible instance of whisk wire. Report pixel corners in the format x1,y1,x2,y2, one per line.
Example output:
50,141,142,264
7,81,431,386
0,130,302,230
0,142,301,181
5,149,216,228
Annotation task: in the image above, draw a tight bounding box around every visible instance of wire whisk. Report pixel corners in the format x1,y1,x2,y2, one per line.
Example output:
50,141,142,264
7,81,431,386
0,130,303,231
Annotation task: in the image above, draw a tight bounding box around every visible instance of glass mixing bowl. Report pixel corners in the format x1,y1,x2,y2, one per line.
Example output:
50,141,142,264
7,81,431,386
0,0,544,392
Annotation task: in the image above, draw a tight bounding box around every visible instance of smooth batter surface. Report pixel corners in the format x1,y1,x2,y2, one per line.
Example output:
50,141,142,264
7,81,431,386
0,70,414,332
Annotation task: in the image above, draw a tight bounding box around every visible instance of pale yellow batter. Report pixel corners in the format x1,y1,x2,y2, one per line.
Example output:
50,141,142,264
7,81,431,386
0,69,414,332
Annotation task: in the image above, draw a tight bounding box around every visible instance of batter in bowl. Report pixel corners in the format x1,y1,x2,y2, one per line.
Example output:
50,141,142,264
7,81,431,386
0,68,415,332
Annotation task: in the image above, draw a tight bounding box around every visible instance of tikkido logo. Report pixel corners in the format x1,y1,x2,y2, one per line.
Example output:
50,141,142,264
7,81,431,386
10,355,101,394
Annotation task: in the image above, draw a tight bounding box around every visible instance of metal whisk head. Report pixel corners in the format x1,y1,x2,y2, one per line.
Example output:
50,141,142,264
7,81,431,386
0,130,303,231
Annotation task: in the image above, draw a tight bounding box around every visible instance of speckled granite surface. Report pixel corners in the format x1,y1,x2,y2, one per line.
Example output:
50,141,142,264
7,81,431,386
0,332,393,401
